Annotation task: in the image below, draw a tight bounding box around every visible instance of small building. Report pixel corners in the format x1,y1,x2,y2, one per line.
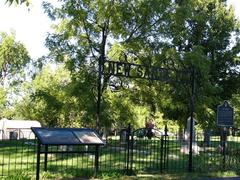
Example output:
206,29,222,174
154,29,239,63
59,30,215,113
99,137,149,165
0,118,41,140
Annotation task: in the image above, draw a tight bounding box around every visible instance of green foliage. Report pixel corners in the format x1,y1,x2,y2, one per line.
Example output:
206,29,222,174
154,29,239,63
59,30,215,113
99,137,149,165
41,0,173,128
0,32,30,118
13,65,81,127
5,0,31,6
100,170,123,180
2,171,32,180
0,32,30,87
231,93,240,128
158,0,240,129
12,0,240,130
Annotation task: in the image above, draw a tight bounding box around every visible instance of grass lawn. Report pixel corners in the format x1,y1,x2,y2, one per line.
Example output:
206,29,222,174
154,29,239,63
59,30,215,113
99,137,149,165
2,170,240,180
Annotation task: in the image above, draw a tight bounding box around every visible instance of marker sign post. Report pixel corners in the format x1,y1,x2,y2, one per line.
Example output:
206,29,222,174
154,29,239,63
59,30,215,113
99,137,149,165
217,100,234,127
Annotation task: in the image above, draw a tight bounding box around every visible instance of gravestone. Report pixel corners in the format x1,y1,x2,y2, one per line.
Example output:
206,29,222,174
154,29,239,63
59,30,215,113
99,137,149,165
145,121,154,139
184,116,197,142
181,116,200,154
10,131,18,140
203,130,211,147
120,129,128,145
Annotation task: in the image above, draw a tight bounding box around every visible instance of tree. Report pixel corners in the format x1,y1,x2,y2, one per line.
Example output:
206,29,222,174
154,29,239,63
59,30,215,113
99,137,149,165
159,0,240,130
0,32,30,117
41,0,240,131
231,93,240,128
43,0,172,128
12,64,83,127
0,32,30,88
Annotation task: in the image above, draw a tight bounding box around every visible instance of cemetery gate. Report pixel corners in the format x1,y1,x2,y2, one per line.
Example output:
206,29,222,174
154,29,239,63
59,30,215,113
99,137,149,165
128,127,168,174
107,125,170,174
98,58,196,171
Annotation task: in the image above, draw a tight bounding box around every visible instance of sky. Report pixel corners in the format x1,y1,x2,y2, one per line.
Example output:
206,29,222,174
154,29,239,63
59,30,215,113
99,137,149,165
0,0,54,59
0,0,239,60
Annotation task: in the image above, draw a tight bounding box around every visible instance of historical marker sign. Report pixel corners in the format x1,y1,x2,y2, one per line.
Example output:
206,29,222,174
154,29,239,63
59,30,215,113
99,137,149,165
31,127,104,145
217,101,234,127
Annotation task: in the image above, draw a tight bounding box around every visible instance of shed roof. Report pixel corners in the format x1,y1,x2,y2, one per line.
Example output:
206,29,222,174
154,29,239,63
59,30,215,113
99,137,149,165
0,118,41,129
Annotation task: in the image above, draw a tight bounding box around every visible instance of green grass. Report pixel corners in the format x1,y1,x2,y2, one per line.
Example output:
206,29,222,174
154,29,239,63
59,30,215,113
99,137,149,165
1,171,240,180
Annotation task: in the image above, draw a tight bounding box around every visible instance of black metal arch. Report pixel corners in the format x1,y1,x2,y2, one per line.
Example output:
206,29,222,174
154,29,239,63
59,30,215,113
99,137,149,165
96,58,196,172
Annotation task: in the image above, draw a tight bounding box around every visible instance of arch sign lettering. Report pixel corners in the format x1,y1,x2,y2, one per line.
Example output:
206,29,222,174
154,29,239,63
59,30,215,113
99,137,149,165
101,60,178,82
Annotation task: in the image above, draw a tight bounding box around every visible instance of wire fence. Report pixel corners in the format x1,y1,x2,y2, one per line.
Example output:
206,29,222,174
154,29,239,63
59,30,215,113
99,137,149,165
1,128,240,178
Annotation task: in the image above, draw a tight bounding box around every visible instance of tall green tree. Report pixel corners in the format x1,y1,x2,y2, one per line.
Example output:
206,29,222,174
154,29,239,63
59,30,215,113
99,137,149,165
0,32,30,88
44,0,172,128
159,0,240,129
40,0,240,130
0,32,30,117
12,64,83,127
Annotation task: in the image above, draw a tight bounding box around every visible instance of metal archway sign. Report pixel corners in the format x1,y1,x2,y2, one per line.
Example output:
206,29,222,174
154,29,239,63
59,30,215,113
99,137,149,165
101,60,172,82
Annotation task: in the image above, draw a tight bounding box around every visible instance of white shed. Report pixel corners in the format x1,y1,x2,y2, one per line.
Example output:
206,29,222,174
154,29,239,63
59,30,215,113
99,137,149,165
0,118,41,140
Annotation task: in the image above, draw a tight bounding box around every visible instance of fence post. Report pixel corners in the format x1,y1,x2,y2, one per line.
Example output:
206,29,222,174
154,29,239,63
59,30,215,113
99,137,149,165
163,125,168,170
188,68,195,172
94,145,100,177
221,127,227,170
44,145,48,171
126,124,131,174
160,134,164,172
36,141,41,180
130,126,134,174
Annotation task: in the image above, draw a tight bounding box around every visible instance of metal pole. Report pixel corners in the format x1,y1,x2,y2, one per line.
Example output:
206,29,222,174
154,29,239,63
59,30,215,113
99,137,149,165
160,135,163,172
130,125,134,174
126,124,131,174
222,127,227,170
96,56,103,131
163,125,168,170
44,145,48,171
94,145,100,177
188,68,195,172
36,142,41,180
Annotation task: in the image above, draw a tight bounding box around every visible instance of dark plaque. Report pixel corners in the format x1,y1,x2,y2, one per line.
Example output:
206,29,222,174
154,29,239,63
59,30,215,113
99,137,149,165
31,128,104,145
32,128,80,145
217,101,234,127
